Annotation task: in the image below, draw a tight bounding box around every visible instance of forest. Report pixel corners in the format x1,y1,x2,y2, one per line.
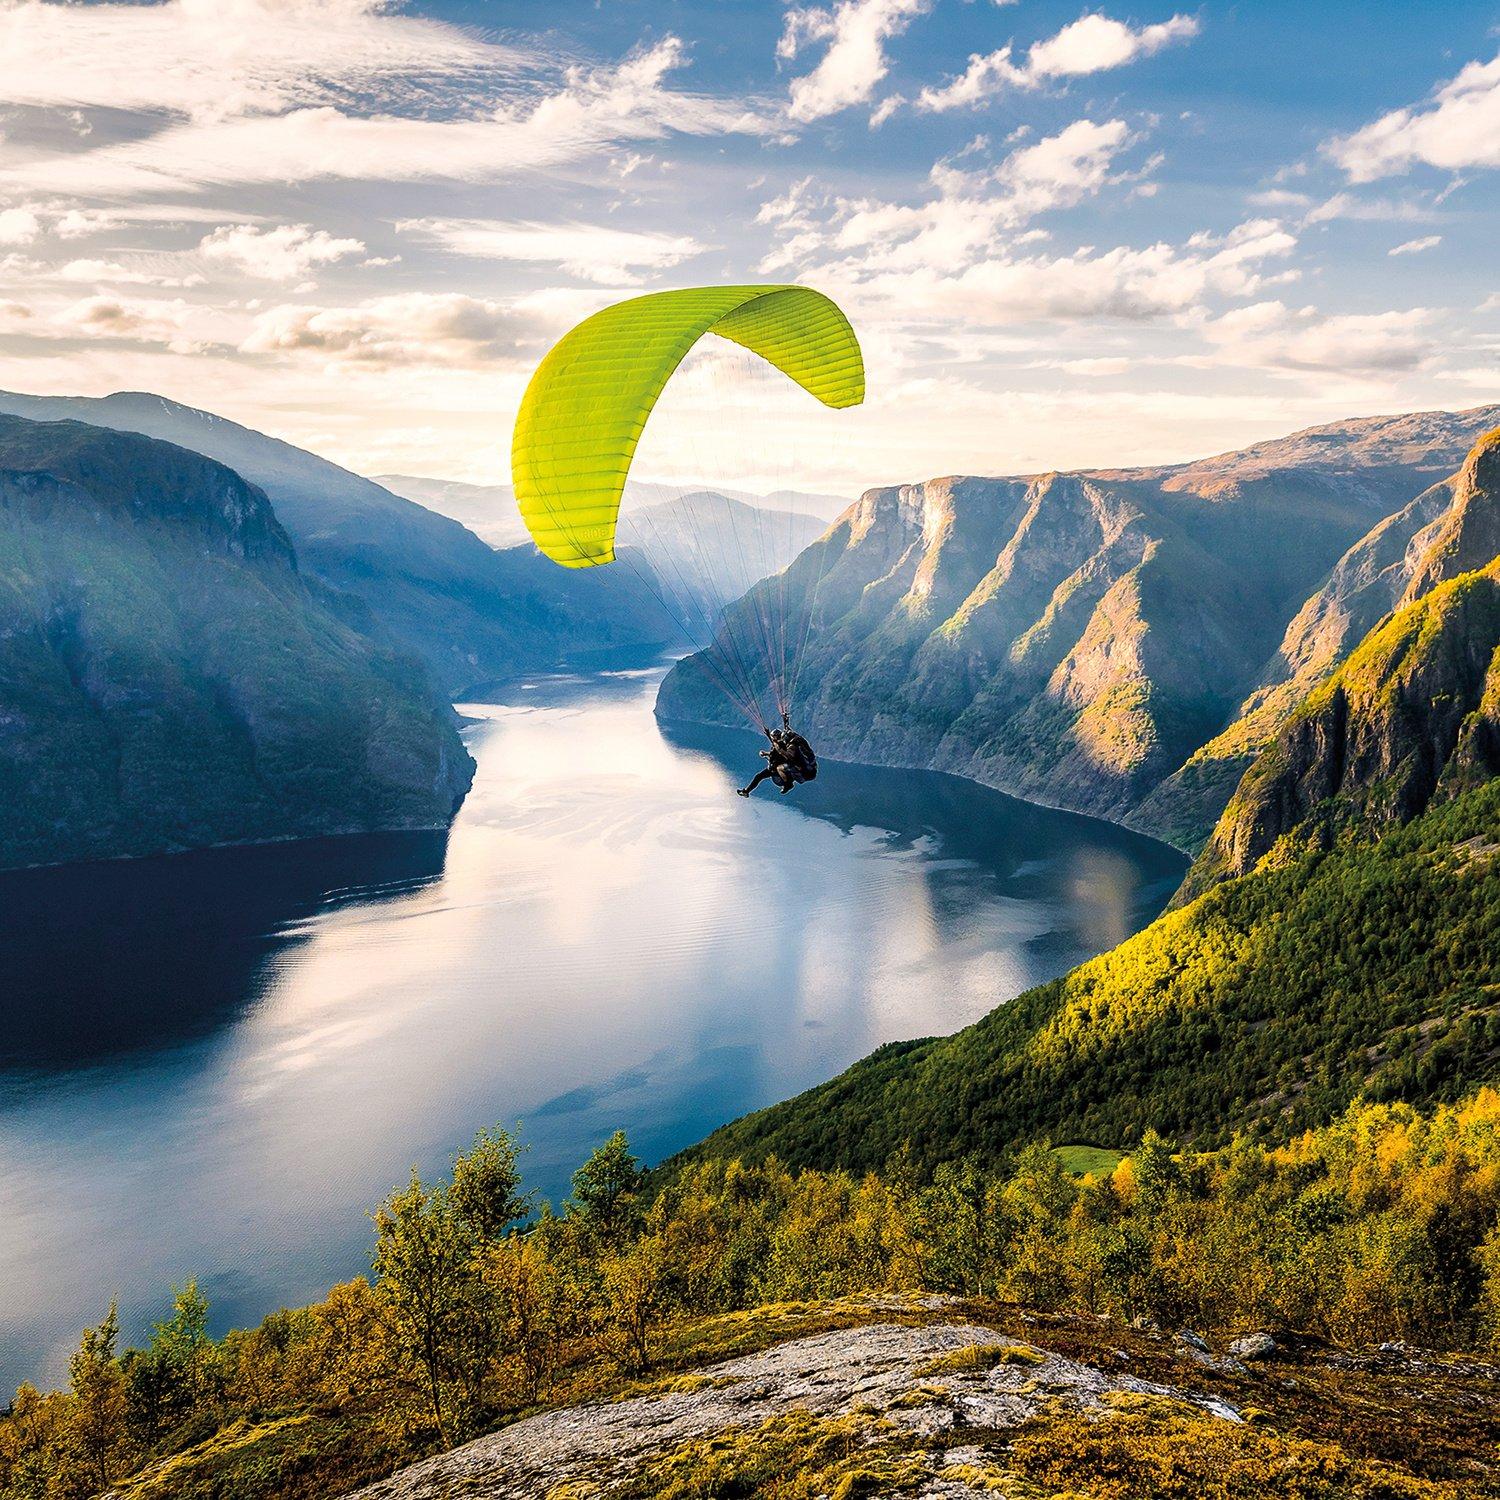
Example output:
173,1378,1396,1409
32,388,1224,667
7,1085,1500,1499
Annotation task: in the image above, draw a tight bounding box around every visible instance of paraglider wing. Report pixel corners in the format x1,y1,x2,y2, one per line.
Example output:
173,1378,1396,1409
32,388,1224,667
511,285,864,568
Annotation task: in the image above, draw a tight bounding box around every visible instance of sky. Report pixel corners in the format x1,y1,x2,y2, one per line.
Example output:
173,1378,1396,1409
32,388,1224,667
0,0,1497,495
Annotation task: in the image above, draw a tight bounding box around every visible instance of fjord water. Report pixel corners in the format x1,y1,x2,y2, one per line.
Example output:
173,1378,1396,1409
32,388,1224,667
0,660,1185,1388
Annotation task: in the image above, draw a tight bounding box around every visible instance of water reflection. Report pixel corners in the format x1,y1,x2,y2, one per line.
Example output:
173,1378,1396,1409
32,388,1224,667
0,658,1184,1390
0,833,448,1073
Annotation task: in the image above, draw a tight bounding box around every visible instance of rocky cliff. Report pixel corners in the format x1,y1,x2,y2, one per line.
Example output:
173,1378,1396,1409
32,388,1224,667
672,433,1500,1165
0,415,473,870
658,404,1500,850
1180,429,1500,898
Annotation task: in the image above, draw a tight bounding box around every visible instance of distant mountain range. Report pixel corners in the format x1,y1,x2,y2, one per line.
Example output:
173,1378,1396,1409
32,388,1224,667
376,472,827,633
617,492,824,635
0,414,473,871
660,403,1500,852
678,423,1500,1172
375,474,848,550
0,391,670,696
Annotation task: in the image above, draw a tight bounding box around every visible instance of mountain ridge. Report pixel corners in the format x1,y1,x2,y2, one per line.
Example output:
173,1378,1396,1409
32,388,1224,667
1179,429,1500,899
0,413,474,871
0,390,669,695
659,402,1500,851
671,424,1500,1172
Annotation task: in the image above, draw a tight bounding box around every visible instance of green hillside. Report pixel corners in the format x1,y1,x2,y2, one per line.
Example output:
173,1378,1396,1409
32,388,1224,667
676,778,1499,1173
0,415,474,870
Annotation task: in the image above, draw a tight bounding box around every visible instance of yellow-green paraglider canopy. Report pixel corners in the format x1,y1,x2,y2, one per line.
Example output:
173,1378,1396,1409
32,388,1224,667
511,284,864,568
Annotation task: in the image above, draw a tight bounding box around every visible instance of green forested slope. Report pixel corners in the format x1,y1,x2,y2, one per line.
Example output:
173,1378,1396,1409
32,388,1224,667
679,775,1500,1173
679,434,1500,1176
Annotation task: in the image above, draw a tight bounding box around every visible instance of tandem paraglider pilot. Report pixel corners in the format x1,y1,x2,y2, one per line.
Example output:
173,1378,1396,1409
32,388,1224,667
738,716,817,798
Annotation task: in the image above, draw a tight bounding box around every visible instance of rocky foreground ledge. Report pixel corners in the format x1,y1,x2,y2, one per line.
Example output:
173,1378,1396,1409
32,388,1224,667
351,1296,1498,1498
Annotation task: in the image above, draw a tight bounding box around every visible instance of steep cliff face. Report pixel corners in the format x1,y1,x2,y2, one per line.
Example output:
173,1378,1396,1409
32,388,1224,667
1139,429,1500,841
659,405,1500,843
0,415,474,870
1182,573,1500,898
1181,429,1500,898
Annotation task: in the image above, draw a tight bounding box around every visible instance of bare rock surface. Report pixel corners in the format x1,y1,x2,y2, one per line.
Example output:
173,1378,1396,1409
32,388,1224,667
350,1319,1240,1499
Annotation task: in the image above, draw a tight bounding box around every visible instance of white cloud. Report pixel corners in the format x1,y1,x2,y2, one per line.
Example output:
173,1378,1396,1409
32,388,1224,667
0,207,40,244
1388,235,1441,257
52,208,123,239
914,12,1199,114
851,224,1296,327
54,292,209,352
997,118,1136,220
57,258,206,287
1200,300,1436,375
769,120,1140,276
396,218,704,284
0,0,527,124
1027,13,1198,80
240,292,533,367
199,223,364,281
779,0,931,122
917,49,1026,112
1327,51,1500,181
3,38,777,197
1047,355,1132,375
1304,191,1435,225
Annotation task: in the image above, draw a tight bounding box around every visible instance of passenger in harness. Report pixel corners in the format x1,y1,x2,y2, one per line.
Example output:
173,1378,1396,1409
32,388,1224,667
737,715,818,797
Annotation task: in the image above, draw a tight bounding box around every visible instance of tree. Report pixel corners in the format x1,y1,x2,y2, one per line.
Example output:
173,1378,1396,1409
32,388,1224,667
485,1236,582,1401
571,1131,644,1246
1131,1131,1183,1218
602,1234,667,1371
124,1280,215,1445
63,1304,130,1492
451,1126,532,1247
372,1171,495,1445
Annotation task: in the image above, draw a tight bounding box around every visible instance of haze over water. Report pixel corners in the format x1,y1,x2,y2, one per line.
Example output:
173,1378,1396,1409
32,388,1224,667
0,659,1185,1389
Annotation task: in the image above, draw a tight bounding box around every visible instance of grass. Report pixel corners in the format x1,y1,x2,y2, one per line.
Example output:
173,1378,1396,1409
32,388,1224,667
918,1342,1047,1376
1051,1144,1127,1177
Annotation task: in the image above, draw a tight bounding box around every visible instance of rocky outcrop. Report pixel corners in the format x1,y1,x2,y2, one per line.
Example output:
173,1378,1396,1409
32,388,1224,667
350,1314,1241,1500
1180,561,1500,897
0,415,474,870
1402,428,1500,601
660,404,1500,850
1148,428,1500,843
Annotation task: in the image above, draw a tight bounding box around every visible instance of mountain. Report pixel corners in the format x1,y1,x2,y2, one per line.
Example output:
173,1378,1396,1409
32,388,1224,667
1179,429,1500,900
658,404,1500,851
372,476,826,625
371,474,528,548
680,779,1499,1174
0,392,669,695
374,475,849,552
676,440,1500,1170
0,414,473,871
617,491,824,632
